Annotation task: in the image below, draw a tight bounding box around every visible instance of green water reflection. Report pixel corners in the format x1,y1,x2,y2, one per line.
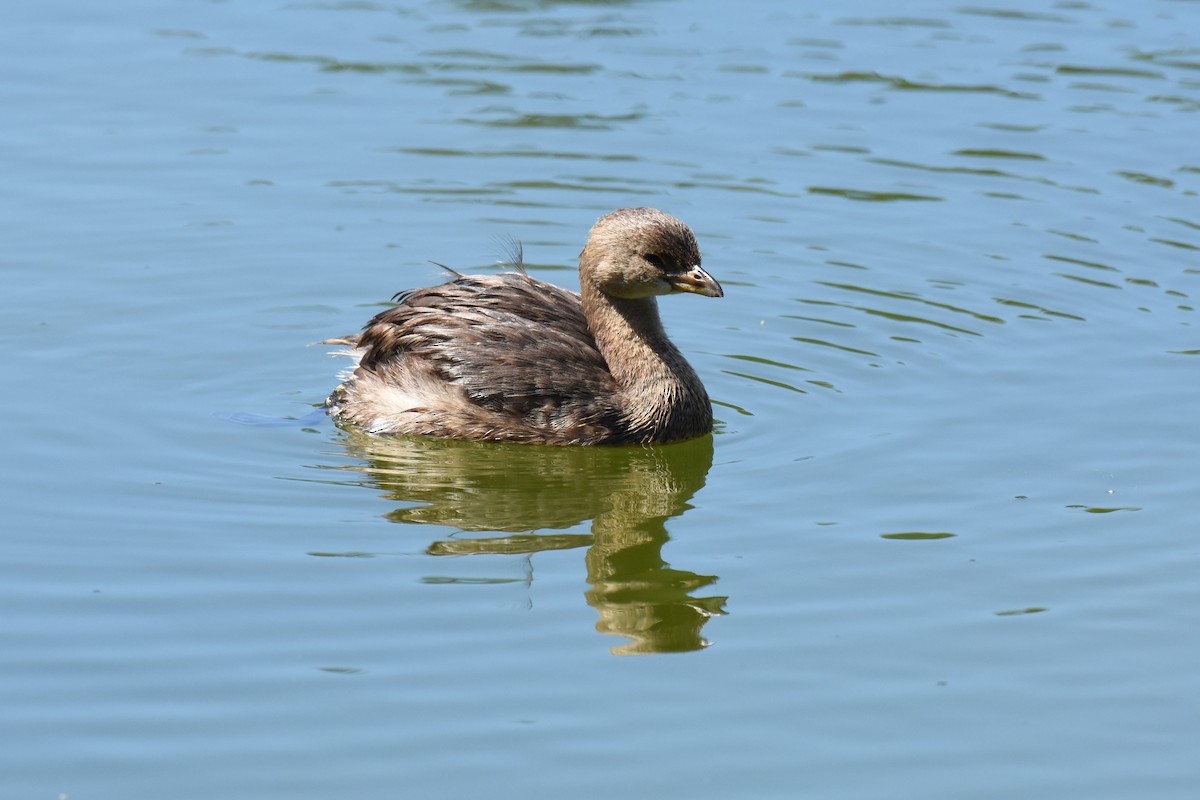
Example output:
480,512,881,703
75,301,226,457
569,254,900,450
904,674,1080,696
335,431,726,655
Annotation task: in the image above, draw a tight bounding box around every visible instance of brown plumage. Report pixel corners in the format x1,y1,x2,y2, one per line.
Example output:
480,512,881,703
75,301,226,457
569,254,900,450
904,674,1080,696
325,207,723,445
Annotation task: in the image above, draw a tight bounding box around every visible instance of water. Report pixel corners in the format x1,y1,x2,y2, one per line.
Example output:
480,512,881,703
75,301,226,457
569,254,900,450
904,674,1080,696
3,1,1198,798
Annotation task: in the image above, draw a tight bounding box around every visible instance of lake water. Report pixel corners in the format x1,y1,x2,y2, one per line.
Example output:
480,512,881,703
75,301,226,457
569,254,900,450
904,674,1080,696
4,0,1198,798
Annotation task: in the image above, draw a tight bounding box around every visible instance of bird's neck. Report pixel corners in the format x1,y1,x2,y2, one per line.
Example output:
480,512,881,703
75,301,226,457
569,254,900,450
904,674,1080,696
581,281,674,382
581,281,711,440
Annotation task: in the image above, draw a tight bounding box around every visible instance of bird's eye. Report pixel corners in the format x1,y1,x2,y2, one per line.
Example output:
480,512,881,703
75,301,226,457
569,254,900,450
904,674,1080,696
645,253,666,269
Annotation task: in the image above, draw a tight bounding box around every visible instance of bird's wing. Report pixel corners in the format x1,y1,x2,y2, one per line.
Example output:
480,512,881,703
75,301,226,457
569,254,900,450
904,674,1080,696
355,273,623,427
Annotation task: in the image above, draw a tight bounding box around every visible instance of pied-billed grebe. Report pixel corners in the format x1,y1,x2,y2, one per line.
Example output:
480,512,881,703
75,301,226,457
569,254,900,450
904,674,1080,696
326,207,723,445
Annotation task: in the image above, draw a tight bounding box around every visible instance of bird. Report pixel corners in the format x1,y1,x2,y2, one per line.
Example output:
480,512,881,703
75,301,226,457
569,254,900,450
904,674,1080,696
325,207,723,445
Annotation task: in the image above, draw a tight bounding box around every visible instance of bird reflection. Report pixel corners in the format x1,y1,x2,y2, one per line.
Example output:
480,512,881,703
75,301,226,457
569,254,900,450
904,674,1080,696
333,430,726,654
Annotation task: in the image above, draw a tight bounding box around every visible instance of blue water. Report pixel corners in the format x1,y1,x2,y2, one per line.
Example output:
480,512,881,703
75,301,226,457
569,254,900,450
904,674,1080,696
3,1,1198,798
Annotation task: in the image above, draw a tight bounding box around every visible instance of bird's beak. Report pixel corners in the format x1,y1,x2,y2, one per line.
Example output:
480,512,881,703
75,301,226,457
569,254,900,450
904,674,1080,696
669,265,724,298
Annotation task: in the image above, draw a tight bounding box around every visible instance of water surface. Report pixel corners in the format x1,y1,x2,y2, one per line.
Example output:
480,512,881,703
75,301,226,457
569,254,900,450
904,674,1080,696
3,1,1198,798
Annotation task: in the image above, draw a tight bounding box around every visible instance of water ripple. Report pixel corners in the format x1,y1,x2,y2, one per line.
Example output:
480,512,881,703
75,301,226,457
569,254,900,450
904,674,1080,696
807,186,943,202
993,297,1085,322
1130,47,1200,72
394,146,641,162
795,70,1040,99
834,17,952,29
869,156,1099,194
1056,65,1166,80
721,370,809,395
460,109,644,129
814,281,1007,326
956,7,1074,23
952,148,1046,161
